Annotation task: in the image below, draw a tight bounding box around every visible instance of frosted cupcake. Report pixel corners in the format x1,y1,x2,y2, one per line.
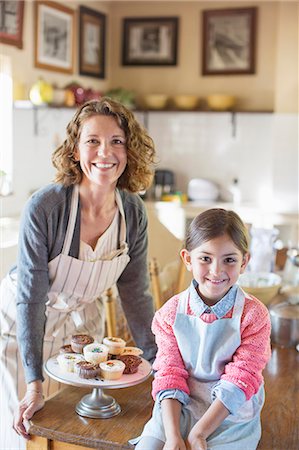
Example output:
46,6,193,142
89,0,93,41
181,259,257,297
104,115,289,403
57,353,84,373
99,360,126,380
102,337,126,355
71,334,94,353
121,346,143,356
74,360,101,379
83,343,109,365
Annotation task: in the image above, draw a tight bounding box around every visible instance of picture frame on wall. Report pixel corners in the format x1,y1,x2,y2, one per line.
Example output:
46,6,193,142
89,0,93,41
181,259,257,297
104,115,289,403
122,17,178,66
34,1,75,74
202,7,257,75
79,6,106,78
0,1,25,49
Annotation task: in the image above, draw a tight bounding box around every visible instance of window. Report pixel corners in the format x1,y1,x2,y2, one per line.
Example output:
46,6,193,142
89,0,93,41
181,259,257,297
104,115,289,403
0,54,13,195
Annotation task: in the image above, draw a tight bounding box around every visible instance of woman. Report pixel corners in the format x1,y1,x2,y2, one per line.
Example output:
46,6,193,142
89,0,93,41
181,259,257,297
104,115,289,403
0,98,157,448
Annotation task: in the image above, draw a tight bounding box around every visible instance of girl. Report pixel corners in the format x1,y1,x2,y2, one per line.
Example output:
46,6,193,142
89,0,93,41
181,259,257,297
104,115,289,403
133,208,271,450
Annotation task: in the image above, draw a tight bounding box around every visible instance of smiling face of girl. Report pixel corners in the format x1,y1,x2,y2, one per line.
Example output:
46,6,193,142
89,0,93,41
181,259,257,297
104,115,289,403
75,114,127,189
181,233,249,306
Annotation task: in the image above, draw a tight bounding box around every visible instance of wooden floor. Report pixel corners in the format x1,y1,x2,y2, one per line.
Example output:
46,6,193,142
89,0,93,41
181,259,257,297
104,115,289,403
257,344,299,450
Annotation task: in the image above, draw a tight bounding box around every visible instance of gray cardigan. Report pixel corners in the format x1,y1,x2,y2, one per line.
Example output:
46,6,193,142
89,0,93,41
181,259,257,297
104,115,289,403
15,183,157,383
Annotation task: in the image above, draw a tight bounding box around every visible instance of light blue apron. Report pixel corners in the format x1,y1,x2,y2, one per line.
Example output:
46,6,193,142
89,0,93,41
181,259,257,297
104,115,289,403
132,286,264,449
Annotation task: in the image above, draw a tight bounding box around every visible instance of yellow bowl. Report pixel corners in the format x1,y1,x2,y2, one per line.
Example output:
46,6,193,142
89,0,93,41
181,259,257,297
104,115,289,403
206,94,235,111
143,94,168,110
172,95,199,110
238,272,282,305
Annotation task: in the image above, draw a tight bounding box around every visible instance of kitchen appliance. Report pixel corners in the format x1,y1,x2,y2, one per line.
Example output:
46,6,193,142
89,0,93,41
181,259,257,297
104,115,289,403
154,169,175,200
269,293,299,347
187,178,219,201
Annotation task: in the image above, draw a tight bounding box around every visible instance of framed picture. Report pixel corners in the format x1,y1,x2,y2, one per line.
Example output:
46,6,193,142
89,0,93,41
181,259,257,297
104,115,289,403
122,17,178,66
79,6,106,78
34,1,75,74
0,1,24,49
202,7,257,75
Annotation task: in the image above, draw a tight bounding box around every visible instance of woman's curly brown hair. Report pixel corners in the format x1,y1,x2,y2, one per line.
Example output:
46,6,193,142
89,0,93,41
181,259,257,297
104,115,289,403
52,97,156,192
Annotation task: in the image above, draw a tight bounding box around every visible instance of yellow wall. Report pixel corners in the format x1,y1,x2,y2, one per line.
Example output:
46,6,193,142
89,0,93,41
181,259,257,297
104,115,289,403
110,1,280,111
0,1,298,112
274,2,299,113
1,0,111,97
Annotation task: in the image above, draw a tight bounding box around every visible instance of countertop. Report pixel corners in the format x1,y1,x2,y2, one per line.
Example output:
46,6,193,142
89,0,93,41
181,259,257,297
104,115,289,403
28,343,299,450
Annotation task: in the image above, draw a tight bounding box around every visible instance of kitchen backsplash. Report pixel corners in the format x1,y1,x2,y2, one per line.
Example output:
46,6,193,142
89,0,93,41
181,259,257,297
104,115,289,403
2,107,298,218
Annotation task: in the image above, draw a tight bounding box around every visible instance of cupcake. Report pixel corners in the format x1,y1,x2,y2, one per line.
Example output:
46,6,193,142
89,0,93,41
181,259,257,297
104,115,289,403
71,334,94,353
74,360,101,379
102,337,126,355
117,354,142,374
83,343,109,365
121,346,143,356
59,344,74,354
99,360,126,380
57,353,84,373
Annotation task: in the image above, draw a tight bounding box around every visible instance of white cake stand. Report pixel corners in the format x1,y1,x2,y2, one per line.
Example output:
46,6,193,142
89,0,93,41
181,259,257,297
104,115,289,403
44,355,152,419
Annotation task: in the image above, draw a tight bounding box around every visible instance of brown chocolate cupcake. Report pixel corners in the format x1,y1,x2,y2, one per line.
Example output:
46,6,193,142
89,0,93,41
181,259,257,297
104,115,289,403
74,360,100,379
71,334,94,353
59,344,74,354
117,354,142,374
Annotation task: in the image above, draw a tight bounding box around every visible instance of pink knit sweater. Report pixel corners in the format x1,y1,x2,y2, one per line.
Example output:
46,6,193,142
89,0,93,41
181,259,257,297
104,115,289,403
152,291,271,401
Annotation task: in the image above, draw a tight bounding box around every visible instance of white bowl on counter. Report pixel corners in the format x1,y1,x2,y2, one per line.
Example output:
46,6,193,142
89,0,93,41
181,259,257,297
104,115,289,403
187,178,219,201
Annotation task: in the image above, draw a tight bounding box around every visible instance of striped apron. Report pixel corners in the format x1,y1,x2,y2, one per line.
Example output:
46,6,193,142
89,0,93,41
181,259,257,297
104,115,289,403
0,186,130,449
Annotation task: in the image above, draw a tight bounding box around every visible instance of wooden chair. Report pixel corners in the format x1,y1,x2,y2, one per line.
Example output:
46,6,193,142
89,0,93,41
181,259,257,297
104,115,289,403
103,287,134,344
149,256,191,310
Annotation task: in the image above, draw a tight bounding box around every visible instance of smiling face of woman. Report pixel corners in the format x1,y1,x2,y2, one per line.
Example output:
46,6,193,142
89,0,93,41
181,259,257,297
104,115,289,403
75,114,127,189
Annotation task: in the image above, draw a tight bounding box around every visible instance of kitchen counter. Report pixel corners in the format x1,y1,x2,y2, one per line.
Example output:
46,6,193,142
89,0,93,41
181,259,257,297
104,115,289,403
145,200,299,242
27,343,298,450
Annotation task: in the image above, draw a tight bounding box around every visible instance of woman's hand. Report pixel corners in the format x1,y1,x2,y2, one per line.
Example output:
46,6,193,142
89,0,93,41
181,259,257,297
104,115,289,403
13,385,45,440
163,435,187,450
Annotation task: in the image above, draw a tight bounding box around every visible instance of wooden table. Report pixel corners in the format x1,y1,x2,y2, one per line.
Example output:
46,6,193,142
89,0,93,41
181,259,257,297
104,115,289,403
28,345,299,450
27,376,154,450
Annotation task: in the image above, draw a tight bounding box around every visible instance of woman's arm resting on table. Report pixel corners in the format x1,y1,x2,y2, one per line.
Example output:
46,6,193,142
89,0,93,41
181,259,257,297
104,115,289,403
13,379,45,440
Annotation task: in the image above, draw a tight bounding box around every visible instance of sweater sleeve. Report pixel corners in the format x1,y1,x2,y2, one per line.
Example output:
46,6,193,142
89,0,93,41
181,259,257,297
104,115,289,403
220,295,271,400
151,296,190,399
16,195,50,383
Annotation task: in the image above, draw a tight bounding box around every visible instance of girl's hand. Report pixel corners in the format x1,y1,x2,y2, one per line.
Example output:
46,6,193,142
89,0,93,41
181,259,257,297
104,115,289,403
186,431,207,450
13,390,45,439
163,435,187,450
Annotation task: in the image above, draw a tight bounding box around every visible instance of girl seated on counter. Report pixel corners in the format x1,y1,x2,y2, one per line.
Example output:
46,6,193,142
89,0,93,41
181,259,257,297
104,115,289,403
131,208,271,450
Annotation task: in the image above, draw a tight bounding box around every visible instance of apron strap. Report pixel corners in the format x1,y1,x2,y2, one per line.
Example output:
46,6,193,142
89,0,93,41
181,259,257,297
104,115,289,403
115,189,127,247
232,286,246,318
62,185,79,255
178,289,190,314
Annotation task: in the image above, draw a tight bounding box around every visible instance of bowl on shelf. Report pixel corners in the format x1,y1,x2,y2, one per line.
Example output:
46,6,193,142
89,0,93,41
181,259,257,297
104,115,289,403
143,94,169,110
206,94,236,111
172,95,199,110
238,272,282,305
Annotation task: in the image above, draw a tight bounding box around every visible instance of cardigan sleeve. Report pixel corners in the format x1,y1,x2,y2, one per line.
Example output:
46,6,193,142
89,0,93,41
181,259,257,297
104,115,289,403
151,296,190,399
16,194,51,383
